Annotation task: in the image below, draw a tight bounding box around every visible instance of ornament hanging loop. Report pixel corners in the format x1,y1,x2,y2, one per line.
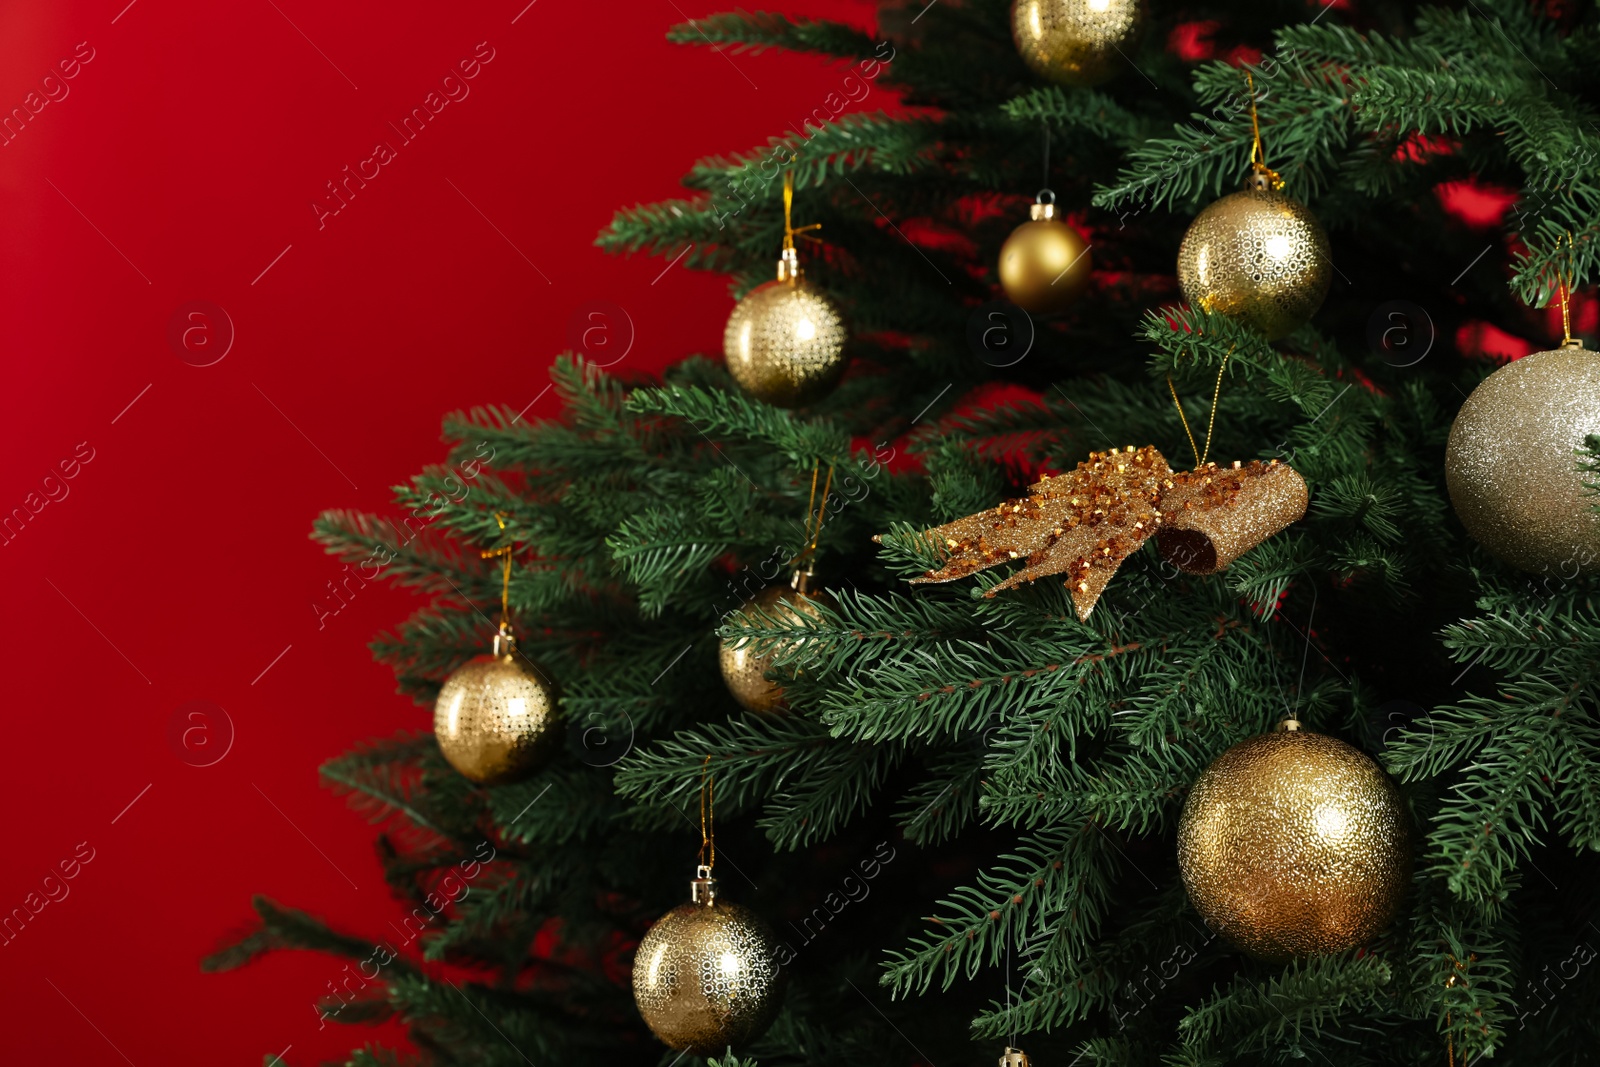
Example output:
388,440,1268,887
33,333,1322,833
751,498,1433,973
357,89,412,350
779,170,823,283
1245,70,1283,191
481,512,517,655
1032,188,1058,222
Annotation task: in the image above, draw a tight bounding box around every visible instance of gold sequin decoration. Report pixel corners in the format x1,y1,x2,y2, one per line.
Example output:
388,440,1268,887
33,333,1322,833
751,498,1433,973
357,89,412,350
633,898,786,1053
1177,185,1331,341
433,654,561,784
1177,729,1412,962
1445,344,1600,576
1011,0,1145,88
723,278,847,408
902,445,1307,621
720,584,833,714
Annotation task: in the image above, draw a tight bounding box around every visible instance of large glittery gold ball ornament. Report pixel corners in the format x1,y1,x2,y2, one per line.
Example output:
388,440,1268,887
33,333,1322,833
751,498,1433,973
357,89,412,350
633,875,786,1054
1177,726,1411,962
723,275,847,408
433,638,561,784
719,584,832,714
1445,342,1600,575
1011,0,1144,87
998,196,1092,315
1177,177,1331,341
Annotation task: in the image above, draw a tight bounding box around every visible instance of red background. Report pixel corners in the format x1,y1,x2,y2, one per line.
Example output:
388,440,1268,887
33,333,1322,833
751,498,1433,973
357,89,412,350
0,1,875,1061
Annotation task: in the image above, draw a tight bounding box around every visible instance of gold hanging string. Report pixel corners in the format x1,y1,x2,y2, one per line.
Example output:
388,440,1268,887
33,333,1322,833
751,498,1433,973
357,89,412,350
1166,346,1234,469
1560,230,1575,346
782,170,823,253
1201,347,1233,466
807,464,836,560
698,755,715,871
788,460,837,573
1167,376,1201,469
1245,70,1283,190
480,512,514,634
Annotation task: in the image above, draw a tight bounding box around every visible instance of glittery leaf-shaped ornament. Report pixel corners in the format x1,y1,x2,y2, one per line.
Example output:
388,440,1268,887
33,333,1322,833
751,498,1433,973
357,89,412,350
900,445,1308,621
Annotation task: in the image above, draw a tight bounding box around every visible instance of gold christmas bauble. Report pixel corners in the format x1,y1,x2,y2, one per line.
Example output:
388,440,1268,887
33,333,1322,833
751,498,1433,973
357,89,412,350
719,584,832,714
1177,726,1411,961
633,878,786,1054
723,277,847,407
1177,180,1331,341
998,199,1092,315
1445,343,1600,575
433,644,561,784
1011,0,1144,87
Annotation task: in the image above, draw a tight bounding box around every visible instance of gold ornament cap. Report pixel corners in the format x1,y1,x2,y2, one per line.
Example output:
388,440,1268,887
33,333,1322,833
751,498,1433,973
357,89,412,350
1000,1049,1031,1067
690,865,717,904
777,247,801,283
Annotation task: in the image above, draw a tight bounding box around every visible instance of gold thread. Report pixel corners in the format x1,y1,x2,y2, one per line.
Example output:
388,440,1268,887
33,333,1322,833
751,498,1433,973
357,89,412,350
1561,230,1574,346
480,512,514,634
789,461,838,575
782,170,822,254
1200,346,1234,466
808,465,836,558
699,755,715,871
1245,71,1283,189
804,461,820,539
1168,375,1201,469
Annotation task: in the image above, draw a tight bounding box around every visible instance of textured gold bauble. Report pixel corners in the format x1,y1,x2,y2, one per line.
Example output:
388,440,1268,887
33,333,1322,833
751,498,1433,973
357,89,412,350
1445,343,1600,575
998,199,1092,316
719,584,832,714
723,276,847,408
1177,181,1331,341
633,878,786,1054
1011,0,1144,87
1177,727,1412,962
433,645,561,784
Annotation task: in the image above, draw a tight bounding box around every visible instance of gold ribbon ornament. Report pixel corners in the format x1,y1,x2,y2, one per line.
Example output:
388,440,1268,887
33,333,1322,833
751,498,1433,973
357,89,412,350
904,445,1308,621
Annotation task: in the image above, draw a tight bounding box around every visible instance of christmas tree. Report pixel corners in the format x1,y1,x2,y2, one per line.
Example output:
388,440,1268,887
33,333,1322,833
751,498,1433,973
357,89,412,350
207,2,1600,1063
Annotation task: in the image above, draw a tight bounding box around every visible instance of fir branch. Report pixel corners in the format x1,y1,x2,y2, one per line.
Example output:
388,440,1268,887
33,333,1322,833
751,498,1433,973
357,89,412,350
665,11,877,59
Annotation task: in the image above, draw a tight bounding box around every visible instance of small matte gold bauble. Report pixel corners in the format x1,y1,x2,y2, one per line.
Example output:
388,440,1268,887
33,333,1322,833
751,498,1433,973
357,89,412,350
1177,176,1331,341
1445,342,1600,575
998,196,1092,315
723,256,847,407
433,636,561,784
633,872,786,1054
1011,0,1144,87
719,584,832,714
1177,724,1411,962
